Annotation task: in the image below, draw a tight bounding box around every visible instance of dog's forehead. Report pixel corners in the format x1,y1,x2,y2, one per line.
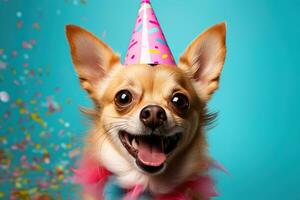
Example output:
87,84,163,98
115,64,187,87
99,64,193,101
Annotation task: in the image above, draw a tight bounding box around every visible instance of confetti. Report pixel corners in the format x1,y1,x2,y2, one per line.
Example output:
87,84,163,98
162,54,168,59
148,27,159,34
2,54,7,60
22,41,33,49
23,54,29,59
33,22,40,30
68,147,80,158
12,50,18,57
0,91,9,102
16,11,22,18
0,1,87,199
102,31,107,38
64,122,70,128
17,20,23,28
149,49,160,54
0,60,7,69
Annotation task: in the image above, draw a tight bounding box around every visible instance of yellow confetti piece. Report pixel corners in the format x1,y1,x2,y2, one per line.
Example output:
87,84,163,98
162,54,168,59
149,49,160,54
15,181,22,189
19,108,27,114
25,133,31,140
28,187,38,195
32,163,43,171
58,174,64,181
16,98,23,104
30,113,47,127
51,184,59,190
30,99,37,104
14,189,30,199
66,143,72,149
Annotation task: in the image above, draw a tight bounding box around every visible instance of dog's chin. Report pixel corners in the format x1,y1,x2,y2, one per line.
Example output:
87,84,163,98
118,130,182,174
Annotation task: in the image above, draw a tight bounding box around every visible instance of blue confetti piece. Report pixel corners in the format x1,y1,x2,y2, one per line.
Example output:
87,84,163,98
156,38,167,45
148,27,158,34
135,24,143,32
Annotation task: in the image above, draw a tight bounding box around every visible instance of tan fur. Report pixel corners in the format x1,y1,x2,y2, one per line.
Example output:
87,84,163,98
66,22,226,200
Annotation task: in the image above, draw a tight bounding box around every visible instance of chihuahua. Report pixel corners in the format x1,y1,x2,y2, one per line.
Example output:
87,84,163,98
66,22,226,199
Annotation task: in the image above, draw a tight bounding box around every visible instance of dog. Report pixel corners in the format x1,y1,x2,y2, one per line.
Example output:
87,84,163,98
66,22,226,200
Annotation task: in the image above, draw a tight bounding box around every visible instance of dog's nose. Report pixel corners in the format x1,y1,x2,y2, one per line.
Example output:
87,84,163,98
140,105,167,130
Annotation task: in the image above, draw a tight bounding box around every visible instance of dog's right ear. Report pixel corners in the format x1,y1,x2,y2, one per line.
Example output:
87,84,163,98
178,23,226,102
65,25,120,95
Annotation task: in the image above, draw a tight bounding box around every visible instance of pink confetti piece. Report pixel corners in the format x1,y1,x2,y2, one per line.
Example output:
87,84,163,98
0,60,7,69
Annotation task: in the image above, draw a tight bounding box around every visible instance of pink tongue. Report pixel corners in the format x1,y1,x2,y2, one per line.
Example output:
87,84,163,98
137,139,166,167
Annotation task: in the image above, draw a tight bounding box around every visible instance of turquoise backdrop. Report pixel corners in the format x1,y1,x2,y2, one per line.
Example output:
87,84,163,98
1,0,299,199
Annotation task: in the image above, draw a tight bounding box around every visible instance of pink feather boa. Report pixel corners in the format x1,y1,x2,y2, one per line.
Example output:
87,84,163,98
72,158,227,200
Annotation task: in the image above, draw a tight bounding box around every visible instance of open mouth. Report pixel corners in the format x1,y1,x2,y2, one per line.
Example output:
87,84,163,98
119,131,182,173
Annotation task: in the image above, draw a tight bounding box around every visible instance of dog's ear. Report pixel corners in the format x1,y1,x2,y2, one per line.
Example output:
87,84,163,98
65,25,120,95
178,22,226,101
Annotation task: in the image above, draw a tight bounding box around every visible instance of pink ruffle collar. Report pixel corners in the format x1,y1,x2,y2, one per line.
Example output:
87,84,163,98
72,159,227,200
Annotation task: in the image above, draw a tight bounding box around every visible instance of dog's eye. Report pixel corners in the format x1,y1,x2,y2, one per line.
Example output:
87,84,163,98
115,90,133,107
171,93,189,113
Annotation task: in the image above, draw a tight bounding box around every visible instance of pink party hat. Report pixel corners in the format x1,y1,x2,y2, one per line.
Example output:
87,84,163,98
124,0,176,66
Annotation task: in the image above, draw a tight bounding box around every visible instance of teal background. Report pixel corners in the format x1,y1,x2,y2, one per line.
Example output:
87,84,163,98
1,0,300,199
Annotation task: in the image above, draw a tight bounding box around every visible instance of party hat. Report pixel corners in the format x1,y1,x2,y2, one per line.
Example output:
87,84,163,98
124,0,176,66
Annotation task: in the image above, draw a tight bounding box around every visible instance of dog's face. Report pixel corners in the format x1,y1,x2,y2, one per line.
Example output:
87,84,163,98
66,23,226,176
91,65,203,174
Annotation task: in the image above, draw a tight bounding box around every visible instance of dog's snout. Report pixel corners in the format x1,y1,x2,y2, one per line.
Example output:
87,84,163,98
140,105,167,130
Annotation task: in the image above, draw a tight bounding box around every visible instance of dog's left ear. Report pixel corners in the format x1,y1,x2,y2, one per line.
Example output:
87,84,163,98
178,22,226,101
65,25,120,97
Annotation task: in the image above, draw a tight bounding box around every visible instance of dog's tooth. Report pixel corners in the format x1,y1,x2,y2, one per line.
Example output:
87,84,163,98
132,138,138,149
